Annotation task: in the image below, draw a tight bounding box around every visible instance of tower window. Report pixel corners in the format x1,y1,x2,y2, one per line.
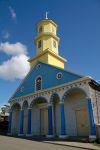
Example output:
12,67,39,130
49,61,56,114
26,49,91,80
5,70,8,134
39,26,43,32
52,25,55,32
53,40,56,48
38,40,42,48
35,76,42,91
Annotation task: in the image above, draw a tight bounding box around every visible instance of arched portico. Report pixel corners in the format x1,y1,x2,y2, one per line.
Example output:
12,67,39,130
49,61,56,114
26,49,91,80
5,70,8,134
11,103,21,135
9,87,96,139
63,87,90,137
30,97,48,136
62,87,88,101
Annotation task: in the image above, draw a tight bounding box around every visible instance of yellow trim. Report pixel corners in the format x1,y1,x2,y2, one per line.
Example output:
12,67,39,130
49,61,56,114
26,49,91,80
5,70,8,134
34,32,60,45
29,48,66,63
36,19,58,30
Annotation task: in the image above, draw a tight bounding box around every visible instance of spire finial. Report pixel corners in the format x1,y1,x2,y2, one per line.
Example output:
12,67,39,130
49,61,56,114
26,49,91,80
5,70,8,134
45,11,48,19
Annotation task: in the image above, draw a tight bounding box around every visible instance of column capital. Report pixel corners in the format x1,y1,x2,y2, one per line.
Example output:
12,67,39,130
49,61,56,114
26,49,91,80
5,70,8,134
87,97,91,101
28,107,32,110
59,101,64,104
48,103,53,107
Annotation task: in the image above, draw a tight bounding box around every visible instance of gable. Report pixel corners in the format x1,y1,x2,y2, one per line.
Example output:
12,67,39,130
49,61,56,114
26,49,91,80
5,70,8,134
11,61,84,99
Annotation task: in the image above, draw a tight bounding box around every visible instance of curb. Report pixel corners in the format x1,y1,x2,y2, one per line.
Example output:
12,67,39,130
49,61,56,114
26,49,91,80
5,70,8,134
43,141,99,150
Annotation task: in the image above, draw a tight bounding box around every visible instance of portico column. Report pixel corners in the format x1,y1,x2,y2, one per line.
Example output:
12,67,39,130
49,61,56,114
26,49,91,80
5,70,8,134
26,108,32,136
47,104,53,137
8,110,12,135
59,101,67,138
18,109,24,136
88,98,96,140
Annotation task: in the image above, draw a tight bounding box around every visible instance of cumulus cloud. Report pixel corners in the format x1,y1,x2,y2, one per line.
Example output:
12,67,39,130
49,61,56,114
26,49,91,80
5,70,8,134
0,42,27,56
0,42,30,81
9,6,17,22
0,54,30,81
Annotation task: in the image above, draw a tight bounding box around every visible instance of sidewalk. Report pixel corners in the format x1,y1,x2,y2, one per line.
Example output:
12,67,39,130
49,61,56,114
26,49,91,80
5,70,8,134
7,135,100,150
43,141,100,150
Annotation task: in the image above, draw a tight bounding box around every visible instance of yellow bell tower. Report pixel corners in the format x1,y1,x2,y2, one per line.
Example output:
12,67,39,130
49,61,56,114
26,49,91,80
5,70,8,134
29,14,67,68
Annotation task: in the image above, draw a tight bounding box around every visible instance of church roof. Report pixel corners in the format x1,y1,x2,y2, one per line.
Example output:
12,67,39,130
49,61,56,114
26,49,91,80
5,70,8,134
10,61,84,100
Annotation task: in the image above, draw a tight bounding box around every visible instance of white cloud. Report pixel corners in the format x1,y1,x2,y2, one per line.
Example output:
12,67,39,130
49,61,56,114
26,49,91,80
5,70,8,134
2,31,10,39
9,6,17,22
0,42,27,56
0,54,30,81
0,42,30,81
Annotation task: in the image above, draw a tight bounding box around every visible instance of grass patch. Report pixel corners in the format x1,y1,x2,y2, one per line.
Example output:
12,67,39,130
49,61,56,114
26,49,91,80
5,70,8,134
93,142,100,147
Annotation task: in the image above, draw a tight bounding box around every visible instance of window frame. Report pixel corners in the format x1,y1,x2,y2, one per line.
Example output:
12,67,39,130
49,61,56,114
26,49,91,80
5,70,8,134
53,40,56,48
56,72,63,80
36,64,41,70
38,40,42,48
52,25,55,32
35,75,42,91
39,26,43,33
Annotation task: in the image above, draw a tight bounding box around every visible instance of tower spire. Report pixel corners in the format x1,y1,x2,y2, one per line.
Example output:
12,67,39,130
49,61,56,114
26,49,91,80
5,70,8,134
45,11,48,19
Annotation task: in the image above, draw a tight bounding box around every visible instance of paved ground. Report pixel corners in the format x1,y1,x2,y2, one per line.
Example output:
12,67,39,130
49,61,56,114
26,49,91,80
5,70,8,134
0,135,86,150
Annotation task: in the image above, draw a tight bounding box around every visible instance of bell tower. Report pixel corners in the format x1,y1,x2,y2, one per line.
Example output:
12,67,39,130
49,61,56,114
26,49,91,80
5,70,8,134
29,15,67,69
34,16,59,55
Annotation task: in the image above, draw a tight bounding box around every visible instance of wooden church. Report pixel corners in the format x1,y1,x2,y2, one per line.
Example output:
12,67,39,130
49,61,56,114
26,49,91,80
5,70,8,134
8,16,100,141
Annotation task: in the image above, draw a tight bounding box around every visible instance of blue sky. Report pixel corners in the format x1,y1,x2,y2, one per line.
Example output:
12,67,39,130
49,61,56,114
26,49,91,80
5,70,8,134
0,0,100,105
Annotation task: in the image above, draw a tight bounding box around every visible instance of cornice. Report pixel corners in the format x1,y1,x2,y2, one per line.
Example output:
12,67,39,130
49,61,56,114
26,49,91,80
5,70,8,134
36,19,58,30
34,32,60,45
28,48,66,63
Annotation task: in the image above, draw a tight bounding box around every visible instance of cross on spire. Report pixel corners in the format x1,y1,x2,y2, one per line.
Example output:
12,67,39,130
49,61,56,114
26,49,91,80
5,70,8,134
45,11,48,19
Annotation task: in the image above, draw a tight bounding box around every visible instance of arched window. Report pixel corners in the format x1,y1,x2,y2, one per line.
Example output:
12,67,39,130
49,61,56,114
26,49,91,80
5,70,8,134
52,25,55,32
38,40,42,48
39,26,43,33
53,40,56,48
35,76,42,91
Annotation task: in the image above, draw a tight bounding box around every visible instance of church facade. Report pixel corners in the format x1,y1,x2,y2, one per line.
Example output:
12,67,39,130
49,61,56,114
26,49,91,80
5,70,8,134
8,18,100,140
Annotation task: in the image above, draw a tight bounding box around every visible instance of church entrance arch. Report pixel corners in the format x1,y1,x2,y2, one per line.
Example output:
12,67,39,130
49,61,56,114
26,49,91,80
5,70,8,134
30,97,48,136
63,88,90,137
11,103,20,135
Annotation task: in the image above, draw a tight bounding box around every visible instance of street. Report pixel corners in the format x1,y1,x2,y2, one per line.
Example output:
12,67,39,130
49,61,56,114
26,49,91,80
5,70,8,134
0,135,85,150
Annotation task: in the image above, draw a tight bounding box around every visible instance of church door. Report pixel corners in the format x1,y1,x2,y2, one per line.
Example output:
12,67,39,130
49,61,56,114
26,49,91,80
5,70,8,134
76,108,90,136
40,108,48,136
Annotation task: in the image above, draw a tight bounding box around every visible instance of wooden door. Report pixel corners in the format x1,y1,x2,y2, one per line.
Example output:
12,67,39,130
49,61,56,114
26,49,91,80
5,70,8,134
40,108,48,136
76,108,90,136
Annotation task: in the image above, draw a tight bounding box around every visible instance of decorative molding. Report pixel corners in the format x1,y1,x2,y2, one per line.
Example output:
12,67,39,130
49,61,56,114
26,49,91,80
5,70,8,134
9,77,90,105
